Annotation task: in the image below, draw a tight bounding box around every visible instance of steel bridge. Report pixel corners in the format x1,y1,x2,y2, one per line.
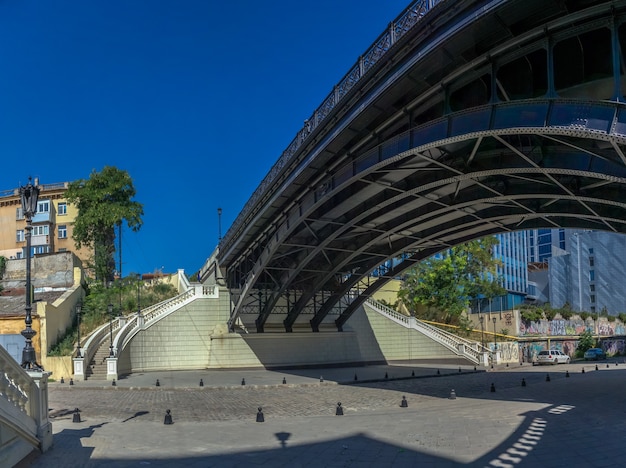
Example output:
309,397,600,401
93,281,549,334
200,0,626,333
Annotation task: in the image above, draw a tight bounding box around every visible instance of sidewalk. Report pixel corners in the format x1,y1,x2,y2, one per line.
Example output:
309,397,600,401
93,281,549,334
23,360,626,467
50,361,482,390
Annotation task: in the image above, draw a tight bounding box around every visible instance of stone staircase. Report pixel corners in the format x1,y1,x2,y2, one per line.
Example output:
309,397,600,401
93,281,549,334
84,340,112,381
364,298,488,365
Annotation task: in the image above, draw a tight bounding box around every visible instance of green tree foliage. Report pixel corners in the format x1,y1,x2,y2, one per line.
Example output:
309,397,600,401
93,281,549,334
65,167,143,282
48,277,178,356
576,329,595,357
398,237,506,324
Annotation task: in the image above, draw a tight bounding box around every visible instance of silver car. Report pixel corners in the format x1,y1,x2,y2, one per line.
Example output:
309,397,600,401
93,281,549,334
536,350,570,365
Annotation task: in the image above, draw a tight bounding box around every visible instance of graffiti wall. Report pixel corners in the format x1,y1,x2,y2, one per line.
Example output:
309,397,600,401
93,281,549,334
519,319,626,337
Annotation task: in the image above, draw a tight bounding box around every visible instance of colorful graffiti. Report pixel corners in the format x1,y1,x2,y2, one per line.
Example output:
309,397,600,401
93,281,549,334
519,319,626,337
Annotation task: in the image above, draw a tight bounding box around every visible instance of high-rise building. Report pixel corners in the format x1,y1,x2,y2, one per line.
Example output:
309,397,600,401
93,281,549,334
548,230,626,315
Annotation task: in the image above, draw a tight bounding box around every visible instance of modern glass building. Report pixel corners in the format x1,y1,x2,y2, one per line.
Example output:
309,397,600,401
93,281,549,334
549,231,626,315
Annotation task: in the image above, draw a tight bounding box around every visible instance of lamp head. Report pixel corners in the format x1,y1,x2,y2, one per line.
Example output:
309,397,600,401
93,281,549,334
19,177,40,218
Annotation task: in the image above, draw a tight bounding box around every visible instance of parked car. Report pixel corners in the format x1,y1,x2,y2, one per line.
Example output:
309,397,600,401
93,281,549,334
536,350,571,365
584,348,606,360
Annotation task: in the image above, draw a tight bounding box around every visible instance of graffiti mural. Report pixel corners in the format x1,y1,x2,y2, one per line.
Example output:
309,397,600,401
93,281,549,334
519,319,625,337
600,339,626,356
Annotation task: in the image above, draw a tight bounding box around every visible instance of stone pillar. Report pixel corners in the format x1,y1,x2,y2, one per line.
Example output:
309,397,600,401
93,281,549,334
26,370,53,452
106,358,118,381
480,352,490,367
73,357,85,381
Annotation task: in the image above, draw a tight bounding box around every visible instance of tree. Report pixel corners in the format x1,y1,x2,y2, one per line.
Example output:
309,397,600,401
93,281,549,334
576,329,595,357
397,237,506,324
65,166,143,282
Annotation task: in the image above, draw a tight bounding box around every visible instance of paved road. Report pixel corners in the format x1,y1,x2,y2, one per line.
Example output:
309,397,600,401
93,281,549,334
18,360,626,467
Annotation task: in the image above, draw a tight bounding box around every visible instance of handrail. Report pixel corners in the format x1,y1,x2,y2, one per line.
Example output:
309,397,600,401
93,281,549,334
220,0,445,253
81,315,122,362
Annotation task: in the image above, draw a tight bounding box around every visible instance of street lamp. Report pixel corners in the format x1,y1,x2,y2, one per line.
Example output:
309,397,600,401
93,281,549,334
217,207,222,243
108,303,115,357
19,177,41,370
492,317,498,350
136,274,141,315
76,303,82,358
479,315,485,350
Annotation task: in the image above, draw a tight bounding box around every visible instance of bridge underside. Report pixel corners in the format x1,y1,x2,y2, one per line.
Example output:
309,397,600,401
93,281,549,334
213,0,626,333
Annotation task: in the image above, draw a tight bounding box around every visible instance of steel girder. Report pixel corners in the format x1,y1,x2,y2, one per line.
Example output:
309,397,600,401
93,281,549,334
218,0,626,332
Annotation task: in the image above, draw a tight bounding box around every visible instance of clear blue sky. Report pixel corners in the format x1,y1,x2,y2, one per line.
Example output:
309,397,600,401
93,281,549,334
0,0,410,277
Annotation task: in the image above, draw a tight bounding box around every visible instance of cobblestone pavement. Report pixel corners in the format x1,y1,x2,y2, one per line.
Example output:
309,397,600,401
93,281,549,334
18,360,626,467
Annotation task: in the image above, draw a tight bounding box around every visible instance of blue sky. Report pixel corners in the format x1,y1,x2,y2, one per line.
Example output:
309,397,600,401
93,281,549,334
0,0,410,277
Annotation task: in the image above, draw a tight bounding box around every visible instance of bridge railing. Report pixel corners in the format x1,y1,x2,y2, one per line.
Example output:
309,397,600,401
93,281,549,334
220,0,445,254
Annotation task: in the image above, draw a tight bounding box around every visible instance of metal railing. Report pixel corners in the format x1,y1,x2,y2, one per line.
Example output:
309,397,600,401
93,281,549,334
365,298,487,364
220,0,445,253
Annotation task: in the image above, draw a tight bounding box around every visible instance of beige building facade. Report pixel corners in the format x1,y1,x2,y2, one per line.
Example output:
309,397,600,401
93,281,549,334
0,179,89,265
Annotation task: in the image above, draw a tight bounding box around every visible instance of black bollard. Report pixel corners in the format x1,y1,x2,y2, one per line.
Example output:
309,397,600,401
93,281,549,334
72,408,81,423
546,374,550,382
400,396,408,408
490,383,496,392
411,370,415,377
449,389,457,400
60,376,64,384
282,377,286,384
474,366,477,372
616,362,619,367
354,374,358,381
242,378,246,386
156,379,160,387
458,367,461,373
256,407,264,423
69,378,74,386
607,364,610,368
437,369,440,375
582,368,585,374
199,379,204,387
320,376,324,383
506,363,509,368
595,365,598,371
112,379,116,386
384,372,388,379
335,402,344,416
164,409,173,425
566,370,570,378
521,378,526,387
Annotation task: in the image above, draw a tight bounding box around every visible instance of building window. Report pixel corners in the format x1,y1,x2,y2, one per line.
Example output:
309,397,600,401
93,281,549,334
58,225,67,239
590,294,596,303
37,200,49,213
590,284,595,292
589,270,595,281
591,306,596,313
589,257,594,267
16,230,24,242
33,225,49,236
16,207,23,220
58,202,67,215
589,247,594,254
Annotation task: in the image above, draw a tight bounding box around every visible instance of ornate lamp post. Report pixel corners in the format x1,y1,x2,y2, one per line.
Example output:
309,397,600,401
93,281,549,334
108,303,115,357
19,178,41,370
76,303,82,358
492,317,498,350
